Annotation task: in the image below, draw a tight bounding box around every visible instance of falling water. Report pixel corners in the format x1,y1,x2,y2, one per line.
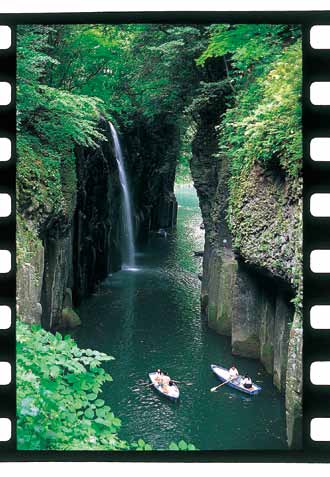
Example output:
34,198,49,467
109,122,135,268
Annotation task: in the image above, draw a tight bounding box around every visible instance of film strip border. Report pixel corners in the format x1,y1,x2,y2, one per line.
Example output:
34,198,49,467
0,14,329,461
305,24,330,450
0,24,15,449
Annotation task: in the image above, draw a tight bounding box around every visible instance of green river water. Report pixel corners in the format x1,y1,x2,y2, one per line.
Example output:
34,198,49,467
74,185,287,451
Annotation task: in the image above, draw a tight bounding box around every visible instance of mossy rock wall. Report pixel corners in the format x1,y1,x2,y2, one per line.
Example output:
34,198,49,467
229,163,302,290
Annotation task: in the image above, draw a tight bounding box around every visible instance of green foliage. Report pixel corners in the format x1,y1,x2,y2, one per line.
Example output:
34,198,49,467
16,320,128,450
197,24,299,71
125,26,205,122
198,24,302,185
16,24,207,216
17,26,106,218
17,25,105,147
130,439,198,451
130,438,153,451
17,133,62,215
169,440,197,451
223,41,302,186
44,24,206,128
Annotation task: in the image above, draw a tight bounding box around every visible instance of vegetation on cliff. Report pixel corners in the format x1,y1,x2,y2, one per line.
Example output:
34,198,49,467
199,26,301,180
197,24,302,316
17,26,104,223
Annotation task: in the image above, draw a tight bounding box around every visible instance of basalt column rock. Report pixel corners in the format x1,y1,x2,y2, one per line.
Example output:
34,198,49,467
207,248,236,336
203,152,237,330
273,293,292,392
123,117,179,241
190,64,230,319
259,291,276,375
41,228,74,330
42,118,123,327
191,111,223,316
73,118,122,303
191,119,219,317
286,312,303,448
17,238,44,324
231,265,262,359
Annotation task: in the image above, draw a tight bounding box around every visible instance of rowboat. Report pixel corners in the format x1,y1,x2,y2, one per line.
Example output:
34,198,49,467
148,372,180,400
211,364,262,395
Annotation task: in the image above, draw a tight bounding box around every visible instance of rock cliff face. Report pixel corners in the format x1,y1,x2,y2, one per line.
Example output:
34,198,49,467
122,117,178,242
285,312,303,448
191,109,302,448
16,236,44,325
17,119,121,329
17,117,179,330
73,120,122,303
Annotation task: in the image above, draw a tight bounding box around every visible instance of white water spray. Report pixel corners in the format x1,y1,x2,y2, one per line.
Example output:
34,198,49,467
109,122,135,268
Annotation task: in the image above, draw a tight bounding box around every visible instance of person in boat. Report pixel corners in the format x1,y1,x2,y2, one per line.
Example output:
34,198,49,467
156,369,165,385
242,374,253,389
162,372,171,393
158,228,168,239
154,369,162,384
228,364,240,382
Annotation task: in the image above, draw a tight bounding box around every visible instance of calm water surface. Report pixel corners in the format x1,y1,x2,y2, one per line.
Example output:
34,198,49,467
75,185,287,450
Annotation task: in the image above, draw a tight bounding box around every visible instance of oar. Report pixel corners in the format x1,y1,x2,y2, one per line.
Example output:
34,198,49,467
137,380,154,387
171,380,193,386
210,377,234,392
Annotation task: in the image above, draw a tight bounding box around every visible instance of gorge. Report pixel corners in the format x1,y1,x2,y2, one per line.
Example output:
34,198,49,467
16,24,302,451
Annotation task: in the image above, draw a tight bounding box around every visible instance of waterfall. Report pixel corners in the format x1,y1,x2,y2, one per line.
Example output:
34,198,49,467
109,122,136,268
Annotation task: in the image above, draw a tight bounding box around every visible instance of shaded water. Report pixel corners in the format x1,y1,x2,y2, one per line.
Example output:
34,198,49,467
75,185,287,450
109,122,135,267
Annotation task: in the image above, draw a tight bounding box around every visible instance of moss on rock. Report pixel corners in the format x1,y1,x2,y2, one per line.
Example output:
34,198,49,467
61,307,82,329
229,164,302,289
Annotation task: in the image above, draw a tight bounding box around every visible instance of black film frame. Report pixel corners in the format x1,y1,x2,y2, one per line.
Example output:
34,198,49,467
0,10,329,463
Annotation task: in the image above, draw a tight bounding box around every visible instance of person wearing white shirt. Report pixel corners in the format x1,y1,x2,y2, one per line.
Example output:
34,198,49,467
228,364,239,383
162,372,171,392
